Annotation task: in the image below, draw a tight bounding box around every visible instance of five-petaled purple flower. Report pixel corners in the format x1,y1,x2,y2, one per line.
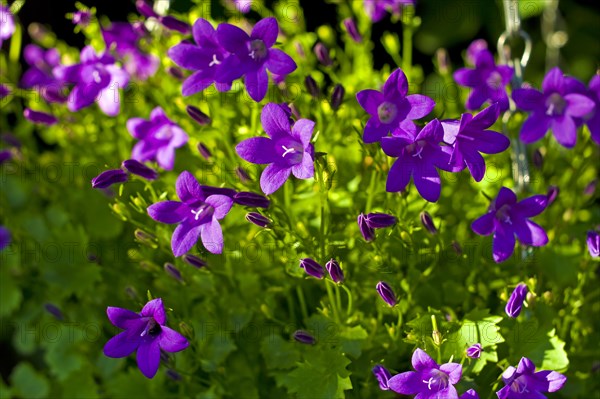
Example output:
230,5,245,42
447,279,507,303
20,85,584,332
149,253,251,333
496,357,566,399
103,298,189,379
382,119,458,202
236,103,314,195
20,44,67,103
216,17,297,101
53,45,130,116
454,41,514,112
147,171,233,256
357,68,435,143
472,187,548,263
388,348,463,398
512,66,595,148
442,103,510,182
127,107,189,170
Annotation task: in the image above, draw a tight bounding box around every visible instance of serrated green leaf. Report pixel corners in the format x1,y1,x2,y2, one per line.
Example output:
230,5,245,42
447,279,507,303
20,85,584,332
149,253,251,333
261,335,301,370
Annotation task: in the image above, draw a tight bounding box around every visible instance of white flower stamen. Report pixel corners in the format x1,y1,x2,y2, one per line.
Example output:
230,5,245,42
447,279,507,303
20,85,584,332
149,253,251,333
191,208,204,220
281,145,296,157
209,54,221,67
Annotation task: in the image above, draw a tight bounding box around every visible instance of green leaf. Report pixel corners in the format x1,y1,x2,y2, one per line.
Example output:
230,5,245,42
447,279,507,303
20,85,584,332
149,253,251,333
0,266,22,317
339,325,368,359
9,363,50,399
261,335,301,370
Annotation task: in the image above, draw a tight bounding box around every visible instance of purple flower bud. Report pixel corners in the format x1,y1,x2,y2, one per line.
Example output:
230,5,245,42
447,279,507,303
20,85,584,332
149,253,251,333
292,330,316,344
304,75,320,98
136,0,158,18
343,18,362,43
330,84,345,111
466,39,488,65
325,258,344,283
357,213,375,241
200,185,237,198
0,226,10,251
71,10,91,26
159,16,191,34
44,303,64,320
294,41,305,58
420,211,437,234
299,258,325,279
376,281,397,307
584,179,597,196
197,142,212,160
505,283,528,318
164,262,183,282
466,343,483,359
234,192,270,208
245,212,271,228
182,254,207,268
0,150,11,164
372,364,392,390
91,169,128,189
134,229,156,245
0,84,10,99
122,159,158,180
1,133,21,148
546,185,559,206
186,105,211,125
235,167,252,183
365,213,397,229
532,149,543,170
167,66,185,80
166,369,182,381
125,286,139,299
587,231,600,258
451,240,463,255
23,108,57,125
436,48,450,75
289,103,301,120
314,43,332,66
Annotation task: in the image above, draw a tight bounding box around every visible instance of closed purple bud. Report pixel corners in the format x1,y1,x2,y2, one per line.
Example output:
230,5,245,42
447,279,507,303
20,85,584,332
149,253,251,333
314,43,332,66
0,226,11,251
136,0,158,18
91,169,128,189
122,159,158,180
343,18,362,43
299,258,325,279
245,212,271,228
0,150,11,164
376,281,397,307
167,66,185,80
451,240,463,255
0,84,11,99
365,213,397,229
292,330,316,344
546,185,559,206
532,149,543,170
505,283,528,318
200,185,237,198
357,213,375,241
1,133,21,148
166,369,182,381
182,254,207,268
134,229,156,245
466,343,483,359
42,86,68,103
197,142,212,159
23,108,57,125
420,211,437,234
584,179,597,196
294,42,305,58
330,84,345,111
234,191,270,208
587,231,600,258
304,75,320,98
235,167,252,183
186,105,211,125
44,303,64,321
164,262,183,282
160,16,191,34
325,258,344,283
372,365,392,390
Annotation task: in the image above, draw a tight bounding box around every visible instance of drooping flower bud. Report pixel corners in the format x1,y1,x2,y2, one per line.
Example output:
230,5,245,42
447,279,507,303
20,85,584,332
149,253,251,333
343,18,362,43
304,75,320,98
182,254,207,268
134,229,157,246
532,149,544,169
0,150,11,164
372,365,392,390
164,262,183,282
505,283,528,318
466,343,483,359
376,281,397,307
122,159,158,180
166,369,182,381
314,43,332,66
365,213,397,228
299,258,325,279
325,258,344,283
235,167,252,183
292,330,316,345
23,108,57,125
245,212,271,228
357,213,375,241
330,84,345,111
91,169,128,189
159,16,191,34
186,105,211,125
420,211,437,234
167,66,185,80
197,142,212,160
234,191,270,208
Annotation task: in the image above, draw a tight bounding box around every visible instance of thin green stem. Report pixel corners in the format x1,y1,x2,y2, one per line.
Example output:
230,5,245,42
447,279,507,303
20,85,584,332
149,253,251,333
365,168,377,211
341,284,354,316
296,286,309,322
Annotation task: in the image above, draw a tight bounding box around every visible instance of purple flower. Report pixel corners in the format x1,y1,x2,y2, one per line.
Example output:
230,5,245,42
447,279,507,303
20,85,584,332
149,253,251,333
186,105,211,125
299,258,325,279
496,357,566,399
512,67,595,148
0,5,15,47
147,171,233,256
23,108,58,125
420,211,438,234
164,263,183,282
454,43,513,112
216,17,297,102
0,150,12,164
0,83,10,99
466,343,482,359
292,330,316,344
0,226,10,251
127,107,189,170
91,169,129,189
314,43,332,67
325,258,344,283
357,68,435,143
376,281,397,307
381,119,457,202
505,283,528,318
461,389,480,399
472,187,548,263
364,213,397,229
357,213,375,241
103,298,189,379
53,46,129,116
245,212,271,228
20,44,67,103
442,103,510,182
235,103,314,195
122,159,158,180
546,185,559,206
330,84,345,111
182,254,207,269
583,74,600,145
364,0,414,22
102,22,158,81
372,365,392,390
388,348,462,398
587,231,599,258
234,192,270,208
168,18,232,96
466,39,488,65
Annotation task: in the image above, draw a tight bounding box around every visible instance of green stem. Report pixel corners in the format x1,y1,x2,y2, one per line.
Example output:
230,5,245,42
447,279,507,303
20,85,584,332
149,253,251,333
341,284,354,316
365,167,377,211
402,22,413,79
296,286,309,322
325,281,340,323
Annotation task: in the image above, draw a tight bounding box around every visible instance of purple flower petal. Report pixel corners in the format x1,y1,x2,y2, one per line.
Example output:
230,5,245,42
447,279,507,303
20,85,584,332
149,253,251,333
107,307,141,329
127,118,154,140
542,66,564,93
383,68,408,99
159,326,189,352
463,148,486,182
550,115,577,148
176,171,204,203
513,195,548,218
564,93,595,117
156,146,176,170
405,94,435,119
492,223,515,263
245,66,269,101
140,298,166,324
147,201,189,224
531,370,567,393
412,348,438,372
472,212,495,236
260,163,291,195
217,23,249,54
386,157,413,192
171,222,203,257
470,103,500,130
200,219,224,254
363,118,390,143
192,18,216,45
413,163,441,202
205,195,233,219
266,48,296,76
291,153,314,179
453,68,478,86
387,371,421,395
513,219,548,247
167,43,212,70
472,130,510,154
261,103,291,139
496,187,518,207
136,339,161,379
236,137,275,164
512,88,544,112
465,87,489,110
291,119,314,147
520,113,550,144
356,89,384,115
104,330,142,358
251,17,278,47
439,362,462,385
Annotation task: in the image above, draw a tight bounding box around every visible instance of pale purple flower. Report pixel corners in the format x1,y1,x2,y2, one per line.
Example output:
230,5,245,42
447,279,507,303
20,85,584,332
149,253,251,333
496,357,566,399
127,107,189,170
103,22,159,81
466,343,482,359
357,68,435,143
147,171,233,256
472,187,548,263
236,103,314,195
103,298,189,379
20,44,67,103
587,230,599,258
72,10,91,27
0,5,15,47
506,283,528,318
372,365,392,390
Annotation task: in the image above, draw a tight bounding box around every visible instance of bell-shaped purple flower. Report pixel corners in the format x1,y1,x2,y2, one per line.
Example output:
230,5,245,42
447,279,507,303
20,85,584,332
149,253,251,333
466,343,482,359
357,68,435,143
103,298,189,379
376,281,397,307
372,364,392,390
496,357,566,399
587,231,600,258
325,258,344,283
583,74,600,145
505,283,528,318
147,171,233,256
299,258,325,279
127,107,189,170
235,103,315,195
